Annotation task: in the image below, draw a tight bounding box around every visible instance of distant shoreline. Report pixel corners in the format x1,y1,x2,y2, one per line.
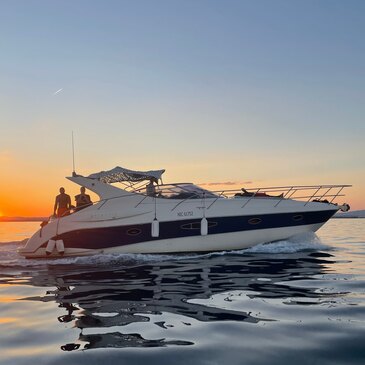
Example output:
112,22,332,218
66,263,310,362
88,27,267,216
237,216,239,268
334,209,365,219
333,216,365,219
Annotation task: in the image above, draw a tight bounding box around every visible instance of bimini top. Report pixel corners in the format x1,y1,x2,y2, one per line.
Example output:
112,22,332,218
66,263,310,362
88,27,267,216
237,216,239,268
87,166,165,184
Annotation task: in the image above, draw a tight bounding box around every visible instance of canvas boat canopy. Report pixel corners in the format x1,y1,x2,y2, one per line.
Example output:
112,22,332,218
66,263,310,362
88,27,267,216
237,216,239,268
87,166,165,184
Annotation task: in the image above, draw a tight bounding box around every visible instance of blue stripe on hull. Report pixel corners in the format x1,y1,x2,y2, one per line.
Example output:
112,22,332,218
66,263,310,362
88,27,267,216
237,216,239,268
46,210,336,250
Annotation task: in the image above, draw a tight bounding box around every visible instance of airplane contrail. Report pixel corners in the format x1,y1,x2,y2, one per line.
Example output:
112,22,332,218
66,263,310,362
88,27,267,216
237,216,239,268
53,88,63,95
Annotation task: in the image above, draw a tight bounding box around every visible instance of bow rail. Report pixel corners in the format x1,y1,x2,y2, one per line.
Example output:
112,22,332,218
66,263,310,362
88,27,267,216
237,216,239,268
45,183,351,223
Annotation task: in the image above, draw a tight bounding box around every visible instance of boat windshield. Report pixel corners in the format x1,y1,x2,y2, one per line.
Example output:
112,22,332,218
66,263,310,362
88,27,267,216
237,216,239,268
157,183,218,199
137,183,218,199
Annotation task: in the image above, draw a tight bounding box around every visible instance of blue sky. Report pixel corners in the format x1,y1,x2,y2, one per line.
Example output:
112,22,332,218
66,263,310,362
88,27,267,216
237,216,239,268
0,0,364,214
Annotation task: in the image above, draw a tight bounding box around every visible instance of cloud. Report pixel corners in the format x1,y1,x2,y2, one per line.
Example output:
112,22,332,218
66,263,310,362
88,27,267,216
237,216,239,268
199,181,252,186
53,88,63,95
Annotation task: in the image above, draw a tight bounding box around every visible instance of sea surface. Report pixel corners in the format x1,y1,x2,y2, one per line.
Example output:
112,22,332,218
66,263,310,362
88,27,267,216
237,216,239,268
0,219,364,365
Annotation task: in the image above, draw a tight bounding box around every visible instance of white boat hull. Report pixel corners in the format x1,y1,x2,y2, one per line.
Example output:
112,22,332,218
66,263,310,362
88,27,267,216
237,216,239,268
20,222,324,258
18,174,345,259
103,222,324,254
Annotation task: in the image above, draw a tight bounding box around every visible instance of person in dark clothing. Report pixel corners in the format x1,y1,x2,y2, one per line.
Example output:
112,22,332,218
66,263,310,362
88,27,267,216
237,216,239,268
75,187,92,210
54,187,71,217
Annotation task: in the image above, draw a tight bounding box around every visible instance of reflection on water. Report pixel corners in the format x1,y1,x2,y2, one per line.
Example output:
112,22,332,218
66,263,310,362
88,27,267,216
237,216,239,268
0,221,40,242
2,250,337,352
1,220,365,365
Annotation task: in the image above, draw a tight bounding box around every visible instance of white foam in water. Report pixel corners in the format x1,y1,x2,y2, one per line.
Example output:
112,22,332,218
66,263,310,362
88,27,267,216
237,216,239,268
46,251,213,266
0,239,208,267
0,232,330,268
0,240,36,267
244,232,330,254
0,239,28,248
44,232,330,265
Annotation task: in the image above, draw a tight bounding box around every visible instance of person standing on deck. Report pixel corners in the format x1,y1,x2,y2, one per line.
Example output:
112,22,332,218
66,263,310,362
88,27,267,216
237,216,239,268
54,187,71,217
146,178,157,196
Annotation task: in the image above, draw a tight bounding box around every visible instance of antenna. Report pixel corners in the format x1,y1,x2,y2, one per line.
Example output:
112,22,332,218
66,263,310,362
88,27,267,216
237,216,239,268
72,131,76,176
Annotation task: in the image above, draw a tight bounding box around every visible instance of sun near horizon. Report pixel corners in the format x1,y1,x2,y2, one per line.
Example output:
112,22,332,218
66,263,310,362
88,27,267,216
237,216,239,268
0,1,364,218
0,156,364,217
0,164,363,217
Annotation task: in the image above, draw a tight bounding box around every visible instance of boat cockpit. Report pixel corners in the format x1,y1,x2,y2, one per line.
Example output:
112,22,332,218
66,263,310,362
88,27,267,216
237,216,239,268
134,183,219,199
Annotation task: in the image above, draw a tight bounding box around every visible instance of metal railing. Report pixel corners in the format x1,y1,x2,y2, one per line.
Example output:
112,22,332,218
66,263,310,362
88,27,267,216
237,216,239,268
45,183,351,225
129,183,351,211
207,184,351,210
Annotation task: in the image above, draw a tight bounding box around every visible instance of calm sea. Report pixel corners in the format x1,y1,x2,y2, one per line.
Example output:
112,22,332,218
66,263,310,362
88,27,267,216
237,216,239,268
0,219,364,365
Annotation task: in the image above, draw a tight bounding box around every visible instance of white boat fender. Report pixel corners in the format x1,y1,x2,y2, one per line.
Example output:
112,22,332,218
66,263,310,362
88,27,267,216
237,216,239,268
201,217,208,236
56,240,65,255
46,240,56,255
339,203,350,212
151,219,159,238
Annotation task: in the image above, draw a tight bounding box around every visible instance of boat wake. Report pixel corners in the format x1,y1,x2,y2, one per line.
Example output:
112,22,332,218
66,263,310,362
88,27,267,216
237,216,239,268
244,232,329,253
0,232,330,269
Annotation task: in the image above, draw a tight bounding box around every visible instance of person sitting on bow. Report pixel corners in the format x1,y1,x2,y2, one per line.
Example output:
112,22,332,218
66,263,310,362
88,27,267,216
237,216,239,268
75,187,92,211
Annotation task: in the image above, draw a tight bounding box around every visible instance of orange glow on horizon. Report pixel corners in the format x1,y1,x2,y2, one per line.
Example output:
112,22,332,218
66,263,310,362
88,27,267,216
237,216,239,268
0,177,364,217
0,317,17,324
0,182,99,217
0,297,18,303
0,155,364,216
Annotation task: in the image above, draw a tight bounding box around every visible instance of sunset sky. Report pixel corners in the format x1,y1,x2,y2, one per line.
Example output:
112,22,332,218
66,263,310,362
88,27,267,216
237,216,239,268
0,0,364,217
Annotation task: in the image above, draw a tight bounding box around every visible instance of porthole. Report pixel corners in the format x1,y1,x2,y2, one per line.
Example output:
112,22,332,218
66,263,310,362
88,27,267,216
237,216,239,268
248,217,262,225
292,214,304,222
181,221,218,230
181,222,200,230
127,228,142,236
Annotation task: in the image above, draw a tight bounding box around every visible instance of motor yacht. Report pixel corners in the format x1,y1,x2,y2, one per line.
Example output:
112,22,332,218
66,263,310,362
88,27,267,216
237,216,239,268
18,166,350,258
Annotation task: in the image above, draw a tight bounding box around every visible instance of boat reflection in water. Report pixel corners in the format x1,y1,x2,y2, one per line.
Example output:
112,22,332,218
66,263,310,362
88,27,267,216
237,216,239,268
22,250,334,351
